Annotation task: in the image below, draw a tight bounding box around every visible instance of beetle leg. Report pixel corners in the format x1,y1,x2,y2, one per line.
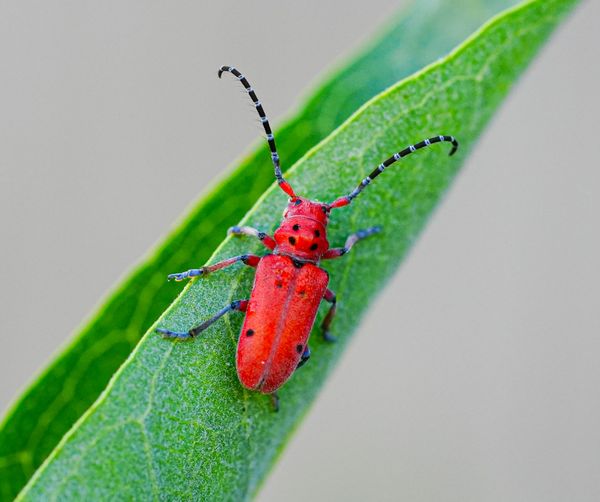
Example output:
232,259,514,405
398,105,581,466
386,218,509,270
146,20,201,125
270,392,280,413
156,299,248,340
322,226,381,260
296,346,311,369
167,254,260,281
321,289,337,343
228,225,276,251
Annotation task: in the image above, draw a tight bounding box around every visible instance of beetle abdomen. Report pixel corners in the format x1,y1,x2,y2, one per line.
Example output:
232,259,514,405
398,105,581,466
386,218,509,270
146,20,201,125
236,254,328,393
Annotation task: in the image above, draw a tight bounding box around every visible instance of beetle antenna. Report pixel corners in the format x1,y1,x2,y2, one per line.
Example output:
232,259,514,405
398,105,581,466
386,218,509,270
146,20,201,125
218,65,296,198
328,135,459,208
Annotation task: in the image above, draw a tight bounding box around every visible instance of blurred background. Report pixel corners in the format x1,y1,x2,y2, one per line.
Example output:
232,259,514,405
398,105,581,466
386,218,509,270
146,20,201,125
0,1,598,500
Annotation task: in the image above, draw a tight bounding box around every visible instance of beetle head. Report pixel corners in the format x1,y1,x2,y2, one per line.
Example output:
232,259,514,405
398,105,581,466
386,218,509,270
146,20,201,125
283,196,330,226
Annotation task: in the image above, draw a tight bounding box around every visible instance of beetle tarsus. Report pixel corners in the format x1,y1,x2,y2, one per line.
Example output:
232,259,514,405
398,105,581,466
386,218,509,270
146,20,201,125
270,392,280,412
167,269,204,281
322,331,337,343
155,328,193,340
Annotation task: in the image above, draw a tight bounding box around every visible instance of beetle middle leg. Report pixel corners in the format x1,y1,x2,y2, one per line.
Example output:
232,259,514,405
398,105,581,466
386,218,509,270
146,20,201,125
167,254,260,281
322,226,381,260
321,289,337,343
270,392,280,413
156,299,248,340
228,225,276,250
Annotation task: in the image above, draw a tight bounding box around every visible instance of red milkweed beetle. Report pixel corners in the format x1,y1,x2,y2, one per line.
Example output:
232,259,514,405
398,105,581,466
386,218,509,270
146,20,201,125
156,65,458,410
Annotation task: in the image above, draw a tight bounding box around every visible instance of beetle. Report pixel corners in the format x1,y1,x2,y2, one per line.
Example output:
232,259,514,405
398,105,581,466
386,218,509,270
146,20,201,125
156,65,458,410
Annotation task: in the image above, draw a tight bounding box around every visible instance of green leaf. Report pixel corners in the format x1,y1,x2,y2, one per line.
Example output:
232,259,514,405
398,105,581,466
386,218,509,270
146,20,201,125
14,0,578,499
0,0,518,499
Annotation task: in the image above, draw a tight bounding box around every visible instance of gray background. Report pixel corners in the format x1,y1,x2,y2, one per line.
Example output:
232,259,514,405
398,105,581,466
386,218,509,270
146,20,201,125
1,1,598,501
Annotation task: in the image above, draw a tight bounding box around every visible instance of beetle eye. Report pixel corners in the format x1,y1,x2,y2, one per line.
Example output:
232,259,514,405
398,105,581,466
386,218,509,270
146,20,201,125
294,199,302,206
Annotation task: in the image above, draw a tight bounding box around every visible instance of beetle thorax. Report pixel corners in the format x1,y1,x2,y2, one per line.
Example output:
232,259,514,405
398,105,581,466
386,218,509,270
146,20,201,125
273,197,330,262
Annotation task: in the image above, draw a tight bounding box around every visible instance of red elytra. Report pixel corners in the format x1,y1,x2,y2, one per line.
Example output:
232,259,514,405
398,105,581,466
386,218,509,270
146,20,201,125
156,66,458,407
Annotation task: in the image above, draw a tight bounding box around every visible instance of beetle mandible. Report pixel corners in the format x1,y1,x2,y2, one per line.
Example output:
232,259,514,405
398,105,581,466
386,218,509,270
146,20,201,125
156,65,458,409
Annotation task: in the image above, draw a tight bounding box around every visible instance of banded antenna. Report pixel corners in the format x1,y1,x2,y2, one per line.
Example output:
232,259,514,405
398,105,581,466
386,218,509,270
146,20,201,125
328,135,459,209
218,65,296,198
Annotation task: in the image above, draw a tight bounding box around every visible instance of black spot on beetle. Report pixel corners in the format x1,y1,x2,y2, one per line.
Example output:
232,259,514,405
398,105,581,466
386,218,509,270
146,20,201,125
246,329,255,337
296,344,304,354
298,290,306,297
310,243,318,251
292,224,300,231
314,230,320,237
288,236,296,245
292,258,305,268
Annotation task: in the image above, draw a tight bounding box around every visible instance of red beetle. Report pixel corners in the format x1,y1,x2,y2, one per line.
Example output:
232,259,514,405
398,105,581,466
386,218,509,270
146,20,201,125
156,66,458,409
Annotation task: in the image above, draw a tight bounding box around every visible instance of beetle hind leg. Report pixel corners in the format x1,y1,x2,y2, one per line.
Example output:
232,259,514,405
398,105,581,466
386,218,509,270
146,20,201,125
296,346,311,369
270,392,280,413
321,289,337,343
156,299,248,340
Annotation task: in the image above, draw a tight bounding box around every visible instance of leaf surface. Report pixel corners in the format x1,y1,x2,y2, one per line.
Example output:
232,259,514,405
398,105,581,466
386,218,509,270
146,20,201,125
16,0,578,499
0,0,517,499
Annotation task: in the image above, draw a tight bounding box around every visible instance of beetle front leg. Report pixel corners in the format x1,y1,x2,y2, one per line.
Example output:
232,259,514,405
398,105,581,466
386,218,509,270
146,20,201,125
228,225,276,250
322,226,381,260
156,299,248,340
167,254,260,281
321,289,337,343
